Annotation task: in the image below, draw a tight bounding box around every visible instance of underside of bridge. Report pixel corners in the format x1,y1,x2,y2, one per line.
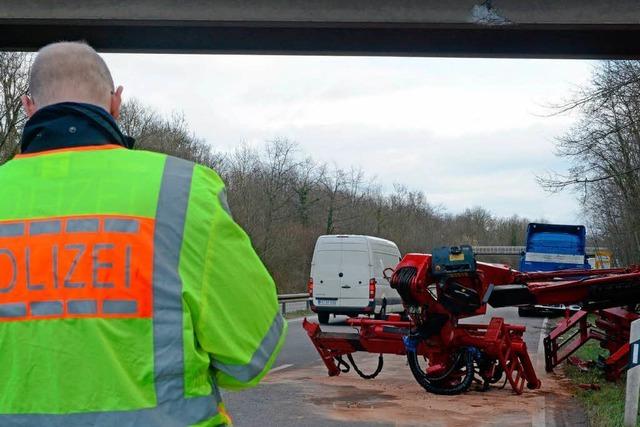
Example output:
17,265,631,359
1,0,640,57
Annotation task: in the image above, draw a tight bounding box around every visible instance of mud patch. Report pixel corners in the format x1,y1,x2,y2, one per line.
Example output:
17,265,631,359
310,385,397,409
266,353,584,426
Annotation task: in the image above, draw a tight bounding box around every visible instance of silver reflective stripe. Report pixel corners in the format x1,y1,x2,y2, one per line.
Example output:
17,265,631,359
218,189,232,217
31,301,63,316
30,220,61,235
212,312,285,382
0,303,26,318
0,396,220,427
67,300,97,314
66,218,99,233
152,156,196,402
0,223,24,237
104,218,139,233
103,300,137,314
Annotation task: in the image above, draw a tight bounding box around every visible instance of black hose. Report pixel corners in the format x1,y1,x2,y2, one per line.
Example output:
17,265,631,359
391,267,418,304
407,348,475,395
488,364,504,384
498,376,509,389
347,353,384,379
335,355,350,373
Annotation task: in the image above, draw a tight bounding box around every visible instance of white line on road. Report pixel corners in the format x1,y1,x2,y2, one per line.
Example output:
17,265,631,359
270,364,294,373
536,317,549,374
532,317,550,427
532,396,547,427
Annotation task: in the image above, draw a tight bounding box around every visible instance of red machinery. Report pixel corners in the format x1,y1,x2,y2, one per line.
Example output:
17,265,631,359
304,246,640,395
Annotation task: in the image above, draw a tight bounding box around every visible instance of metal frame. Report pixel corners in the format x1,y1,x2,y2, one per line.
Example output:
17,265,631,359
304,253,640,395
2,1,640,57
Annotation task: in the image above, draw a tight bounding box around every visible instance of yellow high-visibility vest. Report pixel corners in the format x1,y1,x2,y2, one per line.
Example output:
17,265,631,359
0,144,286,426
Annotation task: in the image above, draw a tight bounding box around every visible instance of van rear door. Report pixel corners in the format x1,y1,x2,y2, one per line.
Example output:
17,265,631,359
339,242,371,307
311,245,342,307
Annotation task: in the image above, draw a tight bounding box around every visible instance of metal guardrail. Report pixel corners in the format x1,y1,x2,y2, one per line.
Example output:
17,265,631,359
473,246,525,255
473,245,607,257
278,293,310,315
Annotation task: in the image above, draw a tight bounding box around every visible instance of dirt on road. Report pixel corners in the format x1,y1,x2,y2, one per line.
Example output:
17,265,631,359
263,353,587,427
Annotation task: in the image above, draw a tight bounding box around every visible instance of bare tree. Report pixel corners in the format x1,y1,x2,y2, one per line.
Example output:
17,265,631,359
256,138,301,256
292,156,321,227
118,98,161,146
0,52,30,163
119,98,224,170
319,165,348,234
540,61,640,264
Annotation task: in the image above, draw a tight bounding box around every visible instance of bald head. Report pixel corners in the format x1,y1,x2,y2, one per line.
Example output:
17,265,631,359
26,42,121,114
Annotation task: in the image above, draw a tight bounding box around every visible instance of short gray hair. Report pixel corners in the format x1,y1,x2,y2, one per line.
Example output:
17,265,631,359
29,41,115,108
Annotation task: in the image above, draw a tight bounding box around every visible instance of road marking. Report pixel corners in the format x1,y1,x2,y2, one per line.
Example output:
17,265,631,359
536,317,549,374
270,363,294,373
532,396,546,427
532,317,549,427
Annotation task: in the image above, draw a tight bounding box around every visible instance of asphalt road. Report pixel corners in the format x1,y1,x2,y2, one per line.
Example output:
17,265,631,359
224,308,588,426
223,314,385,427
267,314,322,370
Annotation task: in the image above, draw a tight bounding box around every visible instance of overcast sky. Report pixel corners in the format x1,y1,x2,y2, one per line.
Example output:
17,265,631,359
104,54,595,224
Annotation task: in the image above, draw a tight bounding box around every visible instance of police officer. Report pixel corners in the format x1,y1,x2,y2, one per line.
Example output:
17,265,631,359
0,41,286,426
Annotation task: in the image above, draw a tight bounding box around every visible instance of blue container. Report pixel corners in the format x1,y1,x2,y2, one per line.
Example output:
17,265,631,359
519,223,591,272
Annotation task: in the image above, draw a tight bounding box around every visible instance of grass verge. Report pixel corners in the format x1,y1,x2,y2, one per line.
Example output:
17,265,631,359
563,339,633,427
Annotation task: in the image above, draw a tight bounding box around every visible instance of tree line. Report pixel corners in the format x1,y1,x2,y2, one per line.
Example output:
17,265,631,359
118,104,534,292
1,51,537,292
541,61,640,266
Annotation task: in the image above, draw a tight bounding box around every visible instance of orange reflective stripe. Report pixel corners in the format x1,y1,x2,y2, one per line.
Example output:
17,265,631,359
0,215,153,321
14,144,124,159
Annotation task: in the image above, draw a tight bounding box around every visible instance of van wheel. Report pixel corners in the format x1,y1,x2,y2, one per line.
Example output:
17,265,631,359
318,312,330,324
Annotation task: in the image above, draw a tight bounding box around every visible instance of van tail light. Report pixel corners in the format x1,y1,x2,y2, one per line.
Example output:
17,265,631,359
369,278,376,300
308,278,314,297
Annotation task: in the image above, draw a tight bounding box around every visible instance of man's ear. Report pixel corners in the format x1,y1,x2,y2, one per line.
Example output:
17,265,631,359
110,86,124,120
21,95,38,118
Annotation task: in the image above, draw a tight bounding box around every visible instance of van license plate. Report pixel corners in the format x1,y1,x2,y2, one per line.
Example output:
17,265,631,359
316,299,337,306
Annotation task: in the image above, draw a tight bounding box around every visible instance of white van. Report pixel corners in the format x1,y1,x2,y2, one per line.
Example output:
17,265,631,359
308,235,403,324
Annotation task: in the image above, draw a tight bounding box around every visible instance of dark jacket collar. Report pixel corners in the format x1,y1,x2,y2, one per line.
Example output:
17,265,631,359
20,102,135,154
